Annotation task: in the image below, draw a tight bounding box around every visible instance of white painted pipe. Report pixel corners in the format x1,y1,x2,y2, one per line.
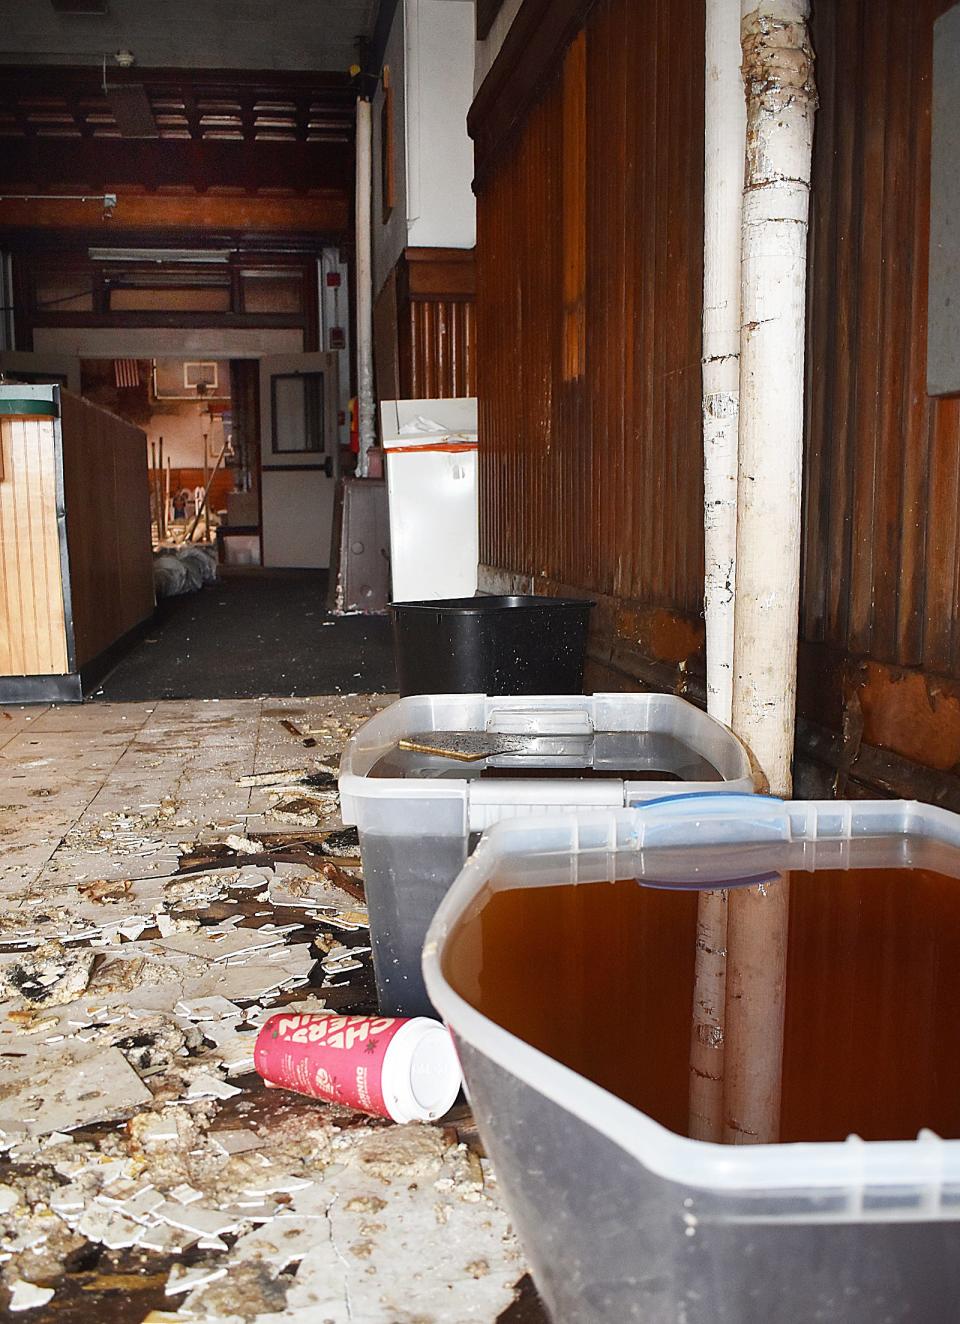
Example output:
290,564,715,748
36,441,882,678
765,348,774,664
355,97,376,477
690,0,745,1144
702,0,745,728
725,0,817,1145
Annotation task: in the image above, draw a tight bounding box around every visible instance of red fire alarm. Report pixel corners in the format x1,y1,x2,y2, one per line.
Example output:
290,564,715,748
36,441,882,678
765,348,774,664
326,272,341,288
329,326,346,349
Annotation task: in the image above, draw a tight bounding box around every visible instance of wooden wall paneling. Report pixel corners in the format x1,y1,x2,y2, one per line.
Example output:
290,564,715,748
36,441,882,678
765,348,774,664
62,393,116,668
654,0,675,608
585,15,608,597
525,85,552,584
897,5,936,668
395,249,477,400
816,0,862,649
633,0,658,612
60,391,153,670
470,0,600,188
475,0,705,616
800,0,837,647
846,0,890,657
471,0,960,790
619,0,641,607
405,250,476,298
682,0,706,618
561,32,586,390
923,395,960,674
871,0,920,663
0,415,69,676
373,267,401,405
115,426,156,640
803,0,960,681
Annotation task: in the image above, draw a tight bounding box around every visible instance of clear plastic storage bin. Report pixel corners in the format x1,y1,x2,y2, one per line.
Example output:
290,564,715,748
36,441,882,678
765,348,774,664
338,693,755,1016
423,796,960,1324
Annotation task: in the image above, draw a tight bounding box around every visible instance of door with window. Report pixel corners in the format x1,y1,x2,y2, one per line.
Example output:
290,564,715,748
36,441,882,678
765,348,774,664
259,352,340,568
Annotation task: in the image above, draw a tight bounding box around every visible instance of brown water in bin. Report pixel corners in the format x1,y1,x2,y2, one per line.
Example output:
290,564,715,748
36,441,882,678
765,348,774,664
368,732,721,783
445,867,960,1144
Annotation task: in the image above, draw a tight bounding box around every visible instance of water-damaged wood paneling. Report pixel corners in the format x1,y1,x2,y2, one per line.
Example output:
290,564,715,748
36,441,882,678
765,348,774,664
476,0,705,614
476,0,960,782
375,248,476,403
60,391,154,669
803,0,960,680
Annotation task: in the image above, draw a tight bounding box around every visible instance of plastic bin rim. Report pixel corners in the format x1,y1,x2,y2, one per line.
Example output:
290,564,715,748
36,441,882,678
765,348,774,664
422,798,960,1198
389,595,595,613
337,692,757,801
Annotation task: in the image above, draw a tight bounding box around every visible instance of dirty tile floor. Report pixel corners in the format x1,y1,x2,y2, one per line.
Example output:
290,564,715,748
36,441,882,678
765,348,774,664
0,697,535,1323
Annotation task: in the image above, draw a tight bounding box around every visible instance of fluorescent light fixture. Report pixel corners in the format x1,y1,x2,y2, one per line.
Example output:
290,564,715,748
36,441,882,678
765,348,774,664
88,248,232,264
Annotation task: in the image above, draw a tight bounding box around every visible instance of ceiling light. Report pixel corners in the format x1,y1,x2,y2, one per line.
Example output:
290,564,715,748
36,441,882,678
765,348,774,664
88,248,232,264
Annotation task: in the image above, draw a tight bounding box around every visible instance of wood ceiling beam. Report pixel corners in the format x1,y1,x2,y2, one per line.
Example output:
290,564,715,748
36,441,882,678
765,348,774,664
0,137,354,192
0,191,349,235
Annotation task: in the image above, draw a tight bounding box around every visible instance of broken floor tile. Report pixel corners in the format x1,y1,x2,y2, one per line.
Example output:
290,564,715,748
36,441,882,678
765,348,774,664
8,1279,55,1313
184,1072,242,1101
155,1202,243,1239
137,1223,200,1255
0,1043,152,1136
174,996,242,1022
210,1128,262,1157
165,1262,228,1296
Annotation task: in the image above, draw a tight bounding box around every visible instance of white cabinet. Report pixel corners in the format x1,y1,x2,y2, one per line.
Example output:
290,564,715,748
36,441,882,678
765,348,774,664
381,398,478,602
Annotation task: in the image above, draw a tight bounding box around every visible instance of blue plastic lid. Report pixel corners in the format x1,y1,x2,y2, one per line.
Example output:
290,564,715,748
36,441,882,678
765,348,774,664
632,792,787,890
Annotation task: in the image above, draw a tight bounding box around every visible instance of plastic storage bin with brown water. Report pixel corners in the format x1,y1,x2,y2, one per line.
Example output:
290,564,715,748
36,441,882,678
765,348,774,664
338,693,755,1017
423,797,960,1323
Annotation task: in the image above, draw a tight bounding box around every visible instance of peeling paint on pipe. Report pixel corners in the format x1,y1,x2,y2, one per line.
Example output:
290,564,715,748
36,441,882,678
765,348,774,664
724,0,817,1148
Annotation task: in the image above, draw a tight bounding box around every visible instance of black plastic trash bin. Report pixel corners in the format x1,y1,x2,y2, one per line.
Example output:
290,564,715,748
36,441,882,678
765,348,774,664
390,595,594,697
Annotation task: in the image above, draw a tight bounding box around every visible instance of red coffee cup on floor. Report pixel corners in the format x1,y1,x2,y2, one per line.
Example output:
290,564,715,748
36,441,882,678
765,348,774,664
254,1011,462,1123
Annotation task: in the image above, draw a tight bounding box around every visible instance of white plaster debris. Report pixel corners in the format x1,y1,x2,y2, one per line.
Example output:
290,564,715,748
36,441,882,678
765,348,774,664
209,1128,262,1157
0,696,525,1320
184,1072,243,1102
8,1279,55,1312
165,1262,229,1295
224,833,265,854
175,996,243,1021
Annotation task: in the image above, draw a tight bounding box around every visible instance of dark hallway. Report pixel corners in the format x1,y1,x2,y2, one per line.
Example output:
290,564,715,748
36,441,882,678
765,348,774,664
95,569,396,701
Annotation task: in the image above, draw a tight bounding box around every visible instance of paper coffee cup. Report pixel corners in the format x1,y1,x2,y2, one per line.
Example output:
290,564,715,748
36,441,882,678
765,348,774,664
254,1011,462,1123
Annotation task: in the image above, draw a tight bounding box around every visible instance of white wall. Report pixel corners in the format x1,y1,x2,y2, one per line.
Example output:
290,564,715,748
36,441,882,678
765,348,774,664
405,0,476,250
373,2,410,295
144,404,225,471
372,0,476,297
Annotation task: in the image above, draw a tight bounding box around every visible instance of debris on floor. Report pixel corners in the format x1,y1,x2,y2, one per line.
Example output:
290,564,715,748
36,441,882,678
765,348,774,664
0,695,527,1320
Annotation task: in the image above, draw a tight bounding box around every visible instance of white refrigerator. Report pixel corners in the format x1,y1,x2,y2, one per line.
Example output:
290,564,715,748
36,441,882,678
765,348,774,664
380,397,478,602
